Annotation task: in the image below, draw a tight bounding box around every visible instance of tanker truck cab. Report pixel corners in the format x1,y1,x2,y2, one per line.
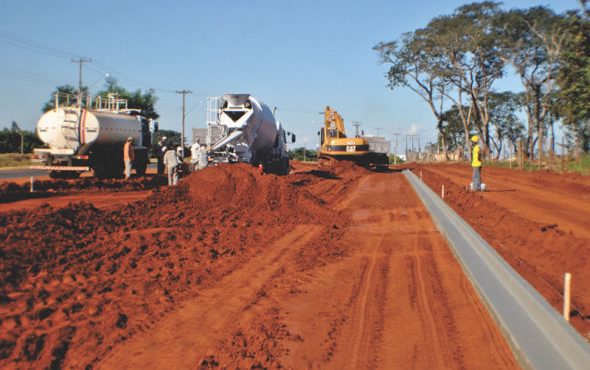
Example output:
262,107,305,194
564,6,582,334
33,94,152,179
207,93,293,175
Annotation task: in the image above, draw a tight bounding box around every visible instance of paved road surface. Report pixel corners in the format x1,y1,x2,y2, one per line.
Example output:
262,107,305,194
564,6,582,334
0,168,49,180
0,164,157,180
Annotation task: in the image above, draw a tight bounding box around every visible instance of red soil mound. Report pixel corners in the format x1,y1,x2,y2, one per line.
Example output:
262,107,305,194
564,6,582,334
0,163,336,369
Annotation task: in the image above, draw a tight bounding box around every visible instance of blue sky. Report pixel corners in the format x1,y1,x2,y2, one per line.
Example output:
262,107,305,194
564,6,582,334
0,0,581,149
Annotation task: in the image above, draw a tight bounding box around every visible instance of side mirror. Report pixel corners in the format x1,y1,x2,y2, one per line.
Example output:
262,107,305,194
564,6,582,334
291,133,296,143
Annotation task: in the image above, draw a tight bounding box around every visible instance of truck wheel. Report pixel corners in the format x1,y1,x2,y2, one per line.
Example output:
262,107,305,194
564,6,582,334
281,158,290,175
134,149,148,176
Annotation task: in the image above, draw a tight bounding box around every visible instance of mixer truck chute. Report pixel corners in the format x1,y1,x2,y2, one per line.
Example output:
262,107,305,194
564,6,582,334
206,94,294,175
32,94,152,179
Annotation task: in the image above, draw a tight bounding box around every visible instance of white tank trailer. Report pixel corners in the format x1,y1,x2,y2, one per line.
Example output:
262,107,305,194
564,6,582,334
208,94,295,175
33,105,150,178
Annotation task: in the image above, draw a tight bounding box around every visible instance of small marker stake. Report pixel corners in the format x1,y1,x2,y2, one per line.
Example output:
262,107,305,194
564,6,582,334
563,272,571,321
30,176,34,193
441,185,445,199
420,171,423,181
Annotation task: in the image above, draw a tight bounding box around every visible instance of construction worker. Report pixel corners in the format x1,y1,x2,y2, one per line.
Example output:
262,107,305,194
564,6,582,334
191,143,209,170
471,135,482,191
163,146,179,185
123,136,135,180
155,136,167,175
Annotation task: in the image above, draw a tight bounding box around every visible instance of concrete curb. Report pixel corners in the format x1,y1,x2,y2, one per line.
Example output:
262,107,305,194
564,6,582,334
404,169,590,370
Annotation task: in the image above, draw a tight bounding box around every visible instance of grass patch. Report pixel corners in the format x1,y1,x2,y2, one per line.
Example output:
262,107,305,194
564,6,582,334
482,155,590,175
0,153,33,168
566,154,590,174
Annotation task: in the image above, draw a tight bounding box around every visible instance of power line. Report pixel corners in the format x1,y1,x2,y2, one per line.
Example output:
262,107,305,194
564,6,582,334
0,27,177,94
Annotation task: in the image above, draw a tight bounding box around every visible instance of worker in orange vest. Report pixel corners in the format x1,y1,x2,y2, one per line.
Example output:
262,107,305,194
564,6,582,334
471,135,482,191
124,136,135,180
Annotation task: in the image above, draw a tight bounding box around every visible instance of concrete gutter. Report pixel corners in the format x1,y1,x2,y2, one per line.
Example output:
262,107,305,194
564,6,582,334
404,169,590,370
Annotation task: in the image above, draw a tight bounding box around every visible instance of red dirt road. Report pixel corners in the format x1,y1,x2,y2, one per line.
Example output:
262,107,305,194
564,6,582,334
94,169,517,369
0,162,522,369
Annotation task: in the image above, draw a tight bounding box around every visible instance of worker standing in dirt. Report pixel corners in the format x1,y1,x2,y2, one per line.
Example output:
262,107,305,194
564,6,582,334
471,135,482,191
155,136,167,175
163,147,180,185
123,137,135,180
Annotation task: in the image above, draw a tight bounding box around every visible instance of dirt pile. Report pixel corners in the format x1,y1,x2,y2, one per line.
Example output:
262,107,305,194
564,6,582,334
0,163,337,369
412,165,590,336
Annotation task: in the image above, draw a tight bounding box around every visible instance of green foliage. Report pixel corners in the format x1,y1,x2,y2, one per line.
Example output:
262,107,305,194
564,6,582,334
97,77,159,120
0,128,44,153
389,154,405,164
566,154,590,173
0,153,33,168
556,8,590,150
153,129,181,147
42,85,89,112
41,78,159,121
289,147,317,161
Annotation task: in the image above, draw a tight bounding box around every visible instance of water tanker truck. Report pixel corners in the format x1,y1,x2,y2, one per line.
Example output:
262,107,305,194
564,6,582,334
207,93,295,175
33,94,151,179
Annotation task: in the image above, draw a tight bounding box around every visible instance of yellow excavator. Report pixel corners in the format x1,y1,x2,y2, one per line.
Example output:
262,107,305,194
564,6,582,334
318,106,389,169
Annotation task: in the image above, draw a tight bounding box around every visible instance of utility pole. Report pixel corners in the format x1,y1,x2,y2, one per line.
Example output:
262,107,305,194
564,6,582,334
392,130,400,165
176,89,192,158
351,121,362,137
71,57,92,107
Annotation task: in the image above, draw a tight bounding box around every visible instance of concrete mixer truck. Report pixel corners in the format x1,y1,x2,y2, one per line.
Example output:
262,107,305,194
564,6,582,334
206,94,295,175
32,94,151,179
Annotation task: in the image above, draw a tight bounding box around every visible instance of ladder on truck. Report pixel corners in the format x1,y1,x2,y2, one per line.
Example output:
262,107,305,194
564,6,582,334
61,108,81,149
206,96,226,146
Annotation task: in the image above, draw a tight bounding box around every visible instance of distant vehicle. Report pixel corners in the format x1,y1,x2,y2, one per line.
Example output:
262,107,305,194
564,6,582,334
317,106,389,169
33,93,152,179
206,94,295,175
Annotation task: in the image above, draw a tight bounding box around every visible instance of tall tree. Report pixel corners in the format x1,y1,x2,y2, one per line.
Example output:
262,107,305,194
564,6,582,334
555,3,590,153
426,2,505,157
487,91,525,158
497,6,564,159
374,32,448,158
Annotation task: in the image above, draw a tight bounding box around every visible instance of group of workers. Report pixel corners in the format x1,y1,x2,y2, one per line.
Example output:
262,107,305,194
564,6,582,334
123,135,209,185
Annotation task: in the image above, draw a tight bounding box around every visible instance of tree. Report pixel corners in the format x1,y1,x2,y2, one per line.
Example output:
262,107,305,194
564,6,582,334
374,32,448,158
42,84,89,112
289,147,317,161
555,4,590,153
426,2,505,157
497,7,564,159
440,105,469,156
0,128,44,153
487,91,525,158
97,76,159,120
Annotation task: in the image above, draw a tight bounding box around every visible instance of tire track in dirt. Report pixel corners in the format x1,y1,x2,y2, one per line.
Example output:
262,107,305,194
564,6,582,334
97,225,323,369
316,173,518,369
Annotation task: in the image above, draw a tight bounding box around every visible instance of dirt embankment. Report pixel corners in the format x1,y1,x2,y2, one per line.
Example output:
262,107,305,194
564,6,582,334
412,163,590,337
0,163,349,369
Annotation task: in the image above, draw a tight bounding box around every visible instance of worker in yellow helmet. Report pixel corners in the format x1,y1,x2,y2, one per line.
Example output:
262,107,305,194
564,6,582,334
471,135,482,191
